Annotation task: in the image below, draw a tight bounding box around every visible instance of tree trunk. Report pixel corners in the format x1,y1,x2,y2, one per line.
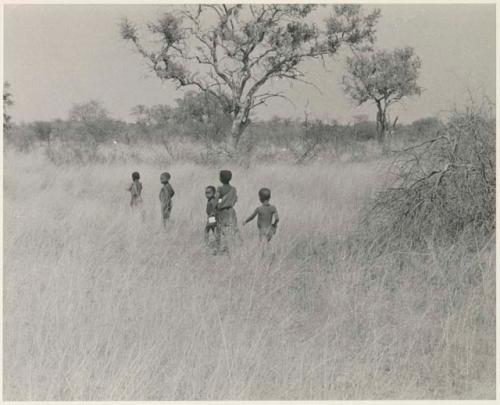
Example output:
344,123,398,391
229,112,250,155
375,102,388,146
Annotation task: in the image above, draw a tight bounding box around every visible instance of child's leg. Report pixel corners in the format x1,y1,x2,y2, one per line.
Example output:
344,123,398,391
161,204,171,227
214,225,221,251
204,224,211,244
217,226,229,253
266,226,276,242
259,227,269,241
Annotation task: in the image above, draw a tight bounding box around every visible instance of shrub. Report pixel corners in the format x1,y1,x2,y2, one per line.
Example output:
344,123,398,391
408,117,442,139
363,107,495,250
350,121,377,141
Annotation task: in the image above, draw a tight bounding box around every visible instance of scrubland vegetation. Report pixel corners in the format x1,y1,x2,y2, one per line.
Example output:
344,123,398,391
3,103,495,399
3,3,495,399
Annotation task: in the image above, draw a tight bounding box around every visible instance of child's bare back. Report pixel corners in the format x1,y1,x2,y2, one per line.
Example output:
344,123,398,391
243,188,279,241
128,171,143,207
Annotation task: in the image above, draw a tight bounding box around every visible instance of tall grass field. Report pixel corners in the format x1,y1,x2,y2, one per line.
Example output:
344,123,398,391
3,148,495,400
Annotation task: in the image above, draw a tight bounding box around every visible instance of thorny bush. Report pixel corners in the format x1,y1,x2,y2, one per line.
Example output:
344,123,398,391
363,107,495,251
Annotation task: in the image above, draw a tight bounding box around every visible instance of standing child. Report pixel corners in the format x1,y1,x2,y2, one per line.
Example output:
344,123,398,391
128,171,143,207
204,185,218,245
216,170,240,252
159,172,175,227
243,188,279,241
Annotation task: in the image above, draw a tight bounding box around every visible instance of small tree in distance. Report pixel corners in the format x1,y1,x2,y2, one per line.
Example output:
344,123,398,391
32,121,54,159
69,100,114,144
343,47,422,145
174,91,232,143
4,81,14,131
32,121,52,147
121,4,380,154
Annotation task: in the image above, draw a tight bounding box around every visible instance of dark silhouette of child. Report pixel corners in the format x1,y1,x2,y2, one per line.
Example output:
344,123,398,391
204,185,218,244
128,171,143,207
159,172,175,227
243,187,279,241
216,170,240,251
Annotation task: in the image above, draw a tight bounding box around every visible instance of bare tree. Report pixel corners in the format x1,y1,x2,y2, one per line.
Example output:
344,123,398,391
121,5,380,154
296,111,335,164
343,47,422,145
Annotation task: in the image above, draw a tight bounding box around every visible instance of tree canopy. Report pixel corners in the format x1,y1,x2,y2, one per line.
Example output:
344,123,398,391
343,47,422,142
69,100,116,144
121,4,380,151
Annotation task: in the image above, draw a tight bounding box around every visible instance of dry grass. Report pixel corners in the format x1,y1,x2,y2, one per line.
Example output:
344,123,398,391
3,149,495,400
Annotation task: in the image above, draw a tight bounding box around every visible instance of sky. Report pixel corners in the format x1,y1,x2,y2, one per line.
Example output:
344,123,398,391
3,4,496,124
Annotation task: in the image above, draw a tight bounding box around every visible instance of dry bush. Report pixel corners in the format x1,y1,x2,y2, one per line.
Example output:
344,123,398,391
363,107,495,250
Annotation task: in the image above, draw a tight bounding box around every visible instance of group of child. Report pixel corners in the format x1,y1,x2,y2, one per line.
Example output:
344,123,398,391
128,169,279,252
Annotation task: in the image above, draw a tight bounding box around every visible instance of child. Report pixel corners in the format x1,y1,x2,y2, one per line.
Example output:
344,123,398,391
128,171,143,207
215,170,240,252
159,172,175,227
204,185,218,245
243,187,279,241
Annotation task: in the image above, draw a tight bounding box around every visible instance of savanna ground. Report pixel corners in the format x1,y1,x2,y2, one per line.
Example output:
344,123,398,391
3,142,495,400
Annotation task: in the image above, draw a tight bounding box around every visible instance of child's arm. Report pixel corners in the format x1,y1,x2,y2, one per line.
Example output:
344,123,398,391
243,208,258,225
168,184,175,198
208,199,217,216
218,187,237,210
272,207,280,227
215,186,228,205
130,182,139,197
216,188,227,209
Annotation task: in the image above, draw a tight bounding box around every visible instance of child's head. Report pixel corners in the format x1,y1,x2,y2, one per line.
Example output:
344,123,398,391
219,170,232,185
259,187,271,203
132,171,140,181
160,172,171,184
205,185,216,199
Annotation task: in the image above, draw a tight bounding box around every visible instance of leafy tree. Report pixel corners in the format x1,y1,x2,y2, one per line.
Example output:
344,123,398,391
130,104,152,132
69,100,114,144
173,91,232,142
4,81,14,131
148,105,175,129
343,47,422,144
132,104,175,129
121,4,380,153
32,121,52,146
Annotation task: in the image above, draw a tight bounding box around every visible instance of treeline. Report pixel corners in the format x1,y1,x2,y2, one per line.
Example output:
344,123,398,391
5,91,444,164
